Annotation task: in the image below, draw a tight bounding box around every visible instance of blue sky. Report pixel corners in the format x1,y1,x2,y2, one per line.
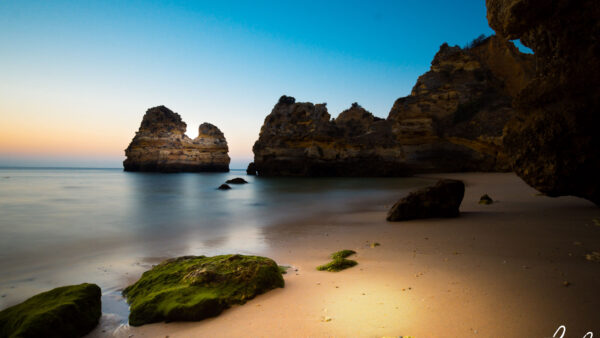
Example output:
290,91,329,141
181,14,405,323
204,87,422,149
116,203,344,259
0,1,526,168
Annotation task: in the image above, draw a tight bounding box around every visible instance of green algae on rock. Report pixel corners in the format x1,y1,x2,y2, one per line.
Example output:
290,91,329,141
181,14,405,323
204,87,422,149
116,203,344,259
317,250,358,272
0,283,101,338
479,194,494,204
123,254,284,326
331,249,356,260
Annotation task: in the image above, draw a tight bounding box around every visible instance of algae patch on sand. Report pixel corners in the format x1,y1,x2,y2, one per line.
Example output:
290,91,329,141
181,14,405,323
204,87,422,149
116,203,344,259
123,254,284,326
0,283,101,338
331,249,356,260
317,250,358,272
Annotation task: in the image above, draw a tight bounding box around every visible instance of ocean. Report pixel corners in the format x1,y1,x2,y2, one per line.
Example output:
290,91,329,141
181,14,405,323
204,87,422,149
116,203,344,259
0,168,431,323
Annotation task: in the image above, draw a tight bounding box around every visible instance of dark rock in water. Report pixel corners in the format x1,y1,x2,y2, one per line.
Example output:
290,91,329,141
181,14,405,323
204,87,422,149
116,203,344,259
479,194,494,205
225,178,248,184
386,179,465,221
123,106,230,172
217,184,231,190
487,0,600,205
253,39,533,176
246,162,257,175
0,283,101,338
122,254,284,326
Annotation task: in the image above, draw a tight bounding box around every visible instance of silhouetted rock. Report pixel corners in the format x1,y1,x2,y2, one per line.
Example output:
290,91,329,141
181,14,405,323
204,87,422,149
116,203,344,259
226,178,248,184
246,162,257,175
386,180,465,221
123,106,230,172
487,0,600,205
217,184,231,190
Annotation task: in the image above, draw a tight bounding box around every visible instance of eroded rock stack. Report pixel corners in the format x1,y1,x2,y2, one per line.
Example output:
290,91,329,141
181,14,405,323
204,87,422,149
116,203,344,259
124,106,230,172
487,0,600,205
252,98,404,176
253,36,534,176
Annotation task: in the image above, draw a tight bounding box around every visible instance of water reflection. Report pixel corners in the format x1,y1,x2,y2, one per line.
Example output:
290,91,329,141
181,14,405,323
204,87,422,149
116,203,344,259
0,168,431,312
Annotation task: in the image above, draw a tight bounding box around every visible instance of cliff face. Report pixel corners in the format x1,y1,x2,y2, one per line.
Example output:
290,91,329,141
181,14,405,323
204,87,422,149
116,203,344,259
252,98,405,176
388,35,533,172
487,0,600,204
124,106,230,172
253,36,534,176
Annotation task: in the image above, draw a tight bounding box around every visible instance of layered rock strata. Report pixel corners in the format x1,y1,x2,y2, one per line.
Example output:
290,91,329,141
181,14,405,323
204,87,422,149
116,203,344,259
253,98,405,176
253,36,534,176
124,106,230,172
487,0,600,205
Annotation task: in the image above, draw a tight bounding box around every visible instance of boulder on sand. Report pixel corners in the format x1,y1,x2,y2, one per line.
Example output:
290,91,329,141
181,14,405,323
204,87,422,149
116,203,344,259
386,179,465,221
123,254,284,326
0,283,101,338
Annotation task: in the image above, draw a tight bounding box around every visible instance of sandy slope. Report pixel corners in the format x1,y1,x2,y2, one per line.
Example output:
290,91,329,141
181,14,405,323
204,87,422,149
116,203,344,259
97,173,599,338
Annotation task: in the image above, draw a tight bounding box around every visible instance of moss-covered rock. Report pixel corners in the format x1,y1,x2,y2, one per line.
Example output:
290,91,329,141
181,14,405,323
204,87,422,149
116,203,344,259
0,283,101,338
123,254,284,326
479,194,493,205
331,249,356,260
317,259,357,272
317,250,358,272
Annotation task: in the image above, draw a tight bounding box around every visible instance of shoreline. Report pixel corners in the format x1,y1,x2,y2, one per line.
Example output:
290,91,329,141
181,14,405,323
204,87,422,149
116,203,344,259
87,172,599,337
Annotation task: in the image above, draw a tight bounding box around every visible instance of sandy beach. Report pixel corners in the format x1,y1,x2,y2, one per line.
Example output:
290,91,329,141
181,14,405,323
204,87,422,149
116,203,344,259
88,172,599,338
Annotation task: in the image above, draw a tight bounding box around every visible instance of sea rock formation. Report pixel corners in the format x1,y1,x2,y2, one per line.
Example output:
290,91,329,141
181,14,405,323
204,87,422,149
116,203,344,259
0,283,101,338
123,255,284,326
388,35,534,172
386,179,465,221
487,0,600,205
226,178,248,184
246,162,257,175
253,36,534,176
253,98,405,176
124,106,230,172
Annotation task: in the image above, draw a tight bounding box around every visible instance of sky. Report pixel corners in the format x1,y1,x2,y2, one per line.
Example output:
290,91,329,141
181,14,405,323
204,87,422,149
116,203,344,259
0,1,527,169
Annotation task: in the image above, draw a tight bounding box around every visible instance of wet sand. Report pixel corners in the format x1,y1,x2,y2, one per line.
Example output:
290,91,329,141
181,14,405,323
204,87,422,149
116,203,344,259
92,173,600,337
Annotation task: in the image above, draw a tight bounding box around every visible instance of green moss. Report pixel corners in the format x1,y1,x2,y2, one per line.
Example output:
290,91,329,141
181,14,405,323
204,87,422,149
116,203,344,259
0,283,101,338
123,254,284,326
370,242,381,248
278,265,291,274
331,250,356,260
479,194,494,204
317,250,358,272
317,258,358,272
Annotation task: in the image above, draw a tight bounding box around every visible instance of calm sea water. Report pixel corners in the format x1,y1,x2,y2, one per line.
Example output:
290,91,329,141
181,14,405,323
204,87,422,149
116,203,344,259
0,168,430,323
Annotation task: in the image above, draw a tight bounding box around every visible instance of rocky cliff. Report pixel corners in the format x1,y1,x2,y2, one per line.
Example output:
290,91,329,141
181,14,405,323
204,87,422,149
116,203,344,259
388,35,534,172
252,98,405,176
124,106,230,172
253,36,533,176
487,0,600,205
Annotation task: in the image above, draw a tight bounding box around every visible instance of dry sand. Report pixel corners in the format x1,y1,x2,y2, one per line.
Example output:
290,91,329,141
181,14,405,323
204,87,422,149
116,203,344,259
98,173,600,337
